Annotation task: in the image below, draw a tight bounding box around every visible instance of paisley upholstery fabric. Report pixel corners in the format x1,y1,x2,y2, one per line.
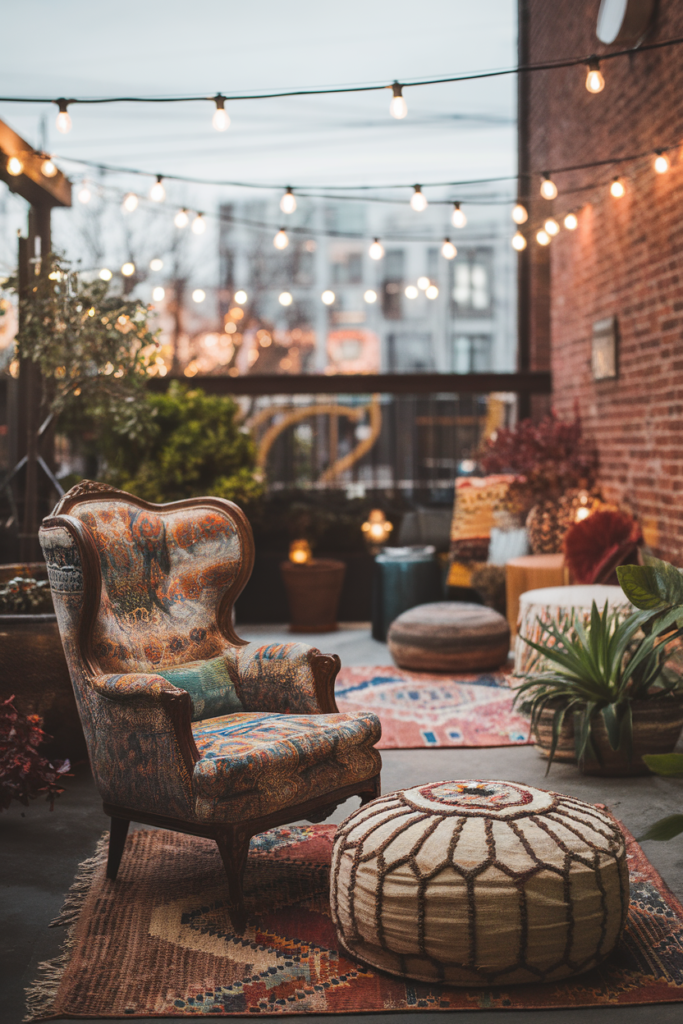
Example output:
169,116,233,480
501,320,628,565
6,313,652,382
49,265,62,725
192,711,382,822
39,490,382,827
69,500,244,674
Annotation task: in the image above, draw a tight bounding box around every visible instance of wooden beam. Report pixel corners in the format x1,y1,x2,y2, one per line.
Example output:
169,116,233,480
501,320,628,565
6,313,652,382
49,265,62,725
0,120,71,208
147,371,552,396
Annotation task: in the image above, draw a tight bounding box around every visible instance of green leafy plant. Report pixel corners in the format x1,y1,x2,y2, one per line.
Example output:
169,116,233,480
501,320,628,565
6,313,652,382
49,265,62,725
514,601,683,770
638,753,683,841
0,576,53,614
100,381,264,506
7,252,160,440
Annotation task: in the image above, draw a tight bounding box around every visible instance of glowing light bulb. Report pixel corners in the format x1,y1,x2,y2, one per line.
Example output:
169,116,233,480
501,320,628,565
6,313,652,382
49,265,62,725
152,286,165,301
7,156,23,176
405,285,418,299
512,231,527,251
122,192,138,213
321,289,335,305
364,289,377,303
389,81,407,119
150,176,165,202
654,152,670,174
368,238,384,260
212,94,230,131
280,188,297,214
273,228,289,250
451,202,467,228
78,183,91,204
278,291,293,306
192,213,206,234
585,60,605,94
610,177,625,198
544,217,560,236
441,237,457,259
192,288,206,303
99,268,113,281
121,262,135,277
540,174,558,200
234,290,248,304
417,276,430,290
410,186,427,212
41,157,57,178
55,99,72,134
512,203,528,224
149,258,164,272
174,208,189,229
536,229,551,246
425,284,439,299
564,212,578,230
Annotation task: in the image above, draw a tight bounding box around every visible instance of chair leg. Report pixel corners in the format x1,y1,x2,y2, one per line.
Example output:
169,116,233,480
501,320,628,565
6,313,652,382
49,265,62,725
215,827,252,934
106,817,130,880
360,775,381,806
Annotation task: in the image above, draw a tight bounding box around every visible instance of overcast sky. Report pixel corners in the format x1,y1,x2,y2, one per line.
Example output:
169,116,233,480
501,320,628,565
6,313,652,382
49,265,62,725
0,0,517,274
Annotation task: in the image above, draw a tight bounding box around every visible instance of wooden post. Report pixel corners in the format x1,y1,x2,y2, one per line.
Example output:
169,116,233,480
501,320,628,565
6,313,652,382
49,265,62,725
0,120,71,559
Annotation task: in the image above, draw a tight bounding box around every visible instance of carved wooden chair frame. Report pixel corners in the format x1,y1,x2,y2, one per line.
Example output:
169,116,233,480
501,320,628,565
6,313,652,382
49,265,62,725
43,481,381,929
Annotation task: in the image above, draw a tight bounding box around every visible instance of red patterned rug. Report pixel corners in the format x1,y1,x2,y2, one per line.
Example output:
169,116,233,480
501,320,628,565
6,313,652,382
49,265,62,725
27,822,683,1018
335,666,530,749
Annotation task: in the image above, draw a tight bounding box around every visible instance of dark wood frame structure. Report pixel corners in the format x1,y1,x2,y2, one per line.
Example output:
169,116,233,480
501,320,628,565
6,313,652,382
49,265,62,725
43,481,381,930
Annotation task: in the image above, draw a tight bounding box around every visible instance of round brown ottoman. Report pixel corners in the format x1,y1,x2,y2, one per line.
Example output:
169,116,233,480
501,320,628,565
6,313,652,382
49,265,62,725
330,780,629,986
387,601,510,672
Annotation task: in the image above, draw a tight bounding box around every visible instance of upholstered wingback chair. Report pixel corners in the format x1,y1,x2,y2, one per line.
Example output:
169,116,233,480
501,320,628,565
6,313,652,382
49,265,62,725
39,481,381,929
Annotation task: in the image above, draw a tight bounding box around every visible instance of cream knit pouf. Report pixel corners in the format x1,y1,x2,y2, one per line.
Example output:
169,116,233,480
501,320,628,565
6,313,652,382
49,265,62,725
330,780,629,986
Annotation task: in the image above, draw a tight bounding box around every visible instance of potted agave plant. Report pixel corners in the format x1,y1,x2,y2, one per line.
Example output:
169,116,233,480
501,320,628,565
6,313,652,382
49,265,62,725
513,586,683,775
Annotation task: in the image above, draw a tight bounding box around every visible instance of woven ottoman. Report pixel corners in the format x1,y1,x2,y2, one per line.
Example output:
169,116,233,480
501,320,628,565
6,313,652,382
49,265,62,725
387,601,509,672
331,780,628,986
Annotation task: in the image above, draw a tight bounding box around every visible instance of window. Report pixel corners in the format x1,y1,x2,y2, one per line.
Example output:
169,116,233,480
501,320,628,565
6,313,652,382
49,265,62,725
451,334,492,373
332,252,363,285
451,250,492,315
382,249,405,320
388,332,434,372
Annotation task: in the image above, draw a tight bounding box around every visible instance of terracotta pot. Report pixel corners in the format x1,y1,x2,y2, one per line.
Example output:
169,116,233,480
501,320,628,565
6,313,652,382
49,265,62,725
0,562,87,761
533,703,577,763
280,559,346,633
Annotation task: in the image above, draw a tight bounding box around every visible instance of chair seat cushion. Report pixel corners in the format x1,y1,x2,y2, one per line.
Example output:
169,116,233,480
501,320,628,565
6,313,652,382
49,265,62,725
191,711,382,823
387,601,510,672
156,656,243,721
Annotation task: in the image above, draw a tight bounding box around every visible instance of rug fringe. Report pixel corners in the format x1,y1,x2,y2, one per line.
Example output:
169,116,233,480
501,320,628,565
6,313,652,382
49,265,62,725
24,833,109,1022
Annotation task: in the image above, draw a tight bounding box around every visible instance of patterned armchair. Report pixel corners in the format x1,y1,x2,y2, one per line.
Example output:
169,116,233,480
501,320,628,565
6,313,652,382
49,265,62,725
39,481,381,929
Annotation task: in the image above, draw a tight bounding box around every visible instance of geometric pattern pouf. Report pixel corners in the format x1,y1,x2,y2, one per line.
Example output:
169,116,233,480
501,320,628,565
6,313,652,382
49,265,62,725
331,780,629,986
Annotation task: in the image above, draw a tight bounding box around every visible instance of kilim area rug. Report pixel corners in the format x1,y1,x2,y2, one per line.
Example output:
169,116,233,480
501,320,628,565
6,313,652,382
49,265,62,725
26,823,683,1019
335,666,530,749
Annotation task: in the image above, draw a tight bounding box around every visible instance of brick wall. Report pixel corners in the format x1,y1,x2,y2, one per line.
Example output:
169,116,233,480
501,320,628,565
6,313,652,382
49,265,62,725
521,0,683,559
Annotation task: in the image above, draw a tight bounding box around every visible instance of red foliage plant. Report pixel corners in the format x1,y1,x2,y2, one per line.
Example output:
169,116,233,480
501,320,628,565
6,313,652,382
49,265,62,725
480,412,597,514
0,695,70,811
563,509,643,586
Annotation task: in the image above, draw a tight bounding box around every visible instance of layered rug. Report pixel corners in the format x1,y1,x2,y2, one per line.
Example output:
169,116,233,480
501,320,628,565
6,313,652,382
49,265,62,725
27,823,683,1019
335,666,529,749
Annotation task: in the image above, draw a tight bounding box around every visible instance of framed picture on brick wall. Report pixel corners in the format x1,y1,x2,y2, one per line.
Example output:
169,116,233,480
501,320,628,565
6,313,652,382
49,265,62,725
592,316,618,380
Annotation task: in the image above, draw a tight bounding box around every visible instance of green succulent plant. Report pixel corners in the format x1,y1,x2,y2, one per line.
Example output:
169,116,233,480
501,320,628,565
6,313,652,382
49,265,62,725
514,601,683,770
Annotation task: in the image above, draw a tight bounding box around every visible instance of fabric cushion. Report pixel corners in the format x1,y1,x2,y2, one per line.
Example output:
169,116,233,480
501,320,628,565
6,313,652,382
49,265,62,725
191,710,382,822
331,780,628,987
156,657,243,721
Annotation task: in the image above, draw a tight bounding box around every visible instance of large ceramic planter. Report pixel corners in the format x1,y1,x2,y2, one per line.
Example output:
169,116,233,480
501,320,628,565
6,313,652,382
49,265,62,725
578,696,683,777
280,559,346,633
0,563,86,761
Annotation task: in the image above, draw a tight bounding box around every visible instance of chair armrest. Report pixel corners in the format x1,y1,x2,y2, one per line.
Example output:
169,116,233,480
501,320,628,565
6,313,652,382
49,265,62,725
93,672,184,703
90,672,200,817
233,642,341,714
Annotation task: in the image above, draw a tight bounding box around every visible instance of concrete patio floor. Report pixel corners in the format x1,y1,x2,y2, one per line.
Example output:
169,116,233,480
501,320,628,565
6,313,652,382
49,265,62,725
2,626,682,1024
